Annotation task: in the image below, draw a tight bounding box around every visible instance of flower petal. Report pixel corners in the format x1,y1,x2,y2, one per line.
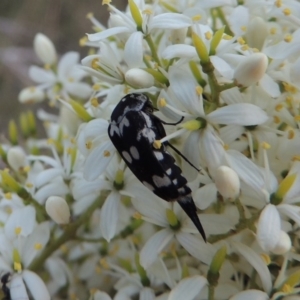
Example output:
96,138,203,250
207,103,268,126
22,270,51,300
232,242,272,293
140,229,173,268
100,191,120,241
256,204,281,251
168,276,207,300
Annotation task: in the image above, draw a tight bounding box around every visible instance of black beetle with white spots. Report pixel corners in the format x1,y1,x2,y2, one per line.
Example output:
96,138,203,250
108,93,206,241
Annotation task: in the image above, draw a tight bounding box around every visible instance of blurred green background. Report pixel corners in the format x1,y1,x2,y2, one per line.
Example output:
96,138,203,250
0,0,127,132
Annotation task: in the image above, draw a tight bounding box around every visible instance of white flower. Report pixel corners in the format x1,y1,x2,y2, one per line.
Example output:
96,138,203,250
33,33,57,65
45,196,70,224
0,207,51,299
234,53,268,87
214,166,240,200
131,185,216,268
22,51,92,104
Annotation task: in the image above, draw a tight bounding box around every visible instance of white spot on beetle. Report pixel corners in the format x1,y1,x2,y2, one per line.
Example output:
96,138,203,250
119,117,130,134
152,174,171,188
142,181,155,191
166,168,172,175
154,151,163,161
130,146,140,160
109,123,120,136
122,151,132,163
172,179,178,185
141,112,153,127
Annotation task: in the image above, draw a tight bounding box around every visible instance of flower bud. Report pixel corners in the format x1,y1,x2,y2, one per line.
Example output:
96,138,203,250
234,53,268,86
0,170,22,193
207,245,227,286
192,32,209,63
45,196,70,224
69,100,93,122
33,33,57,65
8,120,18,145
18,87,45,104
271,230,291,255
214,166,240,200
7,147,27,172
246,17,268,50
128,0,143,30
125,68,154,88
166,209,180,228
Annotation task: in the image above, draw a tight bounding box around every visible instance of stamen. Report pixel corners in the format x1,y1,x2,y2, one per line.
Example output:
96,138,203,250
159,128,187,144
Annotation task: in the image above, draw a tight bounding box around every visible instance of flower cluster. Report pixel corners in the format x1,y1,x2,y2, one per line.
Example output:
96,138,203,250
1,0,300,299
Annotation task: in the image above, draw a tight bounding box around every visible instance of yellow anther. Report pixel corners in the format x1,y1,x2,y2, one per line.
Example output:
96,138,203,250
23,166,30,173
275,0,282,7
270,27,277,35
109,244,119,256
91,58,100,69
158,98,167,107
14,262,22,272
15,227,22,235
273,116,281,124
79,37,88,46
284,34,293,42
192,15,202,22
288,129,295,139
294,115,300,122
86,13,93,19
262,142,271,149
60,245,68,254
93,83,101,91
275,104,283,111
223,34,233,40
4,193,12,200
103,150,110,157
102,0,111,5
292,155,300,161
44,63,51,70
34,243,42,250
86,141,92,149
26,182,33,188
47,138,55,145
153,140,162,149
283,8,291,16
223,144,229,150
241,45,249,51
281,284,292,293
95,266,101,274
143,8,153,15
133,211,142,219
131,235,140,245
196,85,203,95
260,253,271,265
100,258,109,269
91,98,99,107
205,31,212,40
240,25,247,32
237,37,245,45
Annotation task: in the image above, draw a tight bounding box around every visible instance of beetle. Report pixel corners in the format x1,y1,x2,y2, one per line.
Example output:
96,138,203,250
1,273,11,300
108,93,206,241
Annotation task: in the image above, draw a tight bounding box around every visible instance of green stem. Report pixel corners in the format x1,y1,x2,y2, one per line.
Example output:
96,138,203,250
144,34,162,66
215,7,234,36
208,285,215,300
29,196,104,271
201,61,220,105
235,198,246,220
207,211,260,244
